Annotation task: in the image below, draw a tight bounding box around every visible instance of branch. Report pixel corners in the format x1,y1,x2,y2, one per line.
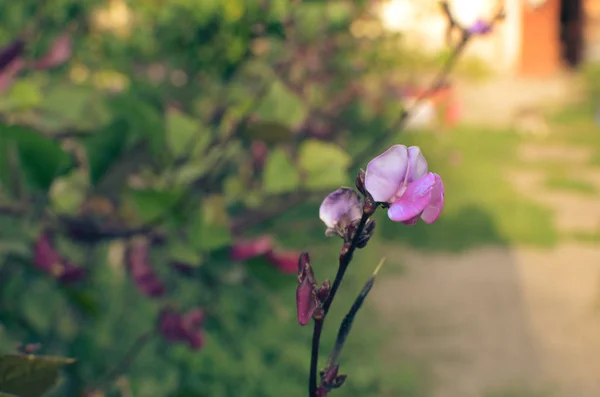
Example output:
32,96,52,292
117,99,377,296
309,209,372,397
350,3,505,169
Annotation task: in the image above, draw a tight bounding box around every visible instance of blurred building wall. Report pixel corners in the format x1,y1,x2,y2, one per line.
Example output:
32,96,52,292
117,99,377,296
380,0,600,76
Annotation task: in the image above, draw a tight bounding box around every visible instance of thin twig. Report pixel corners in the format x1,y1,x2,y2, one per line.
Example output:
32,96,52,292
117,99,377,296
350,4,505,169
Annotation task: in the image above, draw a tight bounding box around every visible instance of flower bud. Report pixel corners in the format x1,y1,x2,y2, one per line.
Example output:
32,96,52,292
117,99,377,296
319,188,363,240
296,253,318,326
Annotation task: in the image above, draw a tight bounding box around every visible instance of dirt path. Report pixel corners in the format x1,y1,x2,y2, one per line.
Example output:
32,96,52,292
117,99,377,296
374,140,600,397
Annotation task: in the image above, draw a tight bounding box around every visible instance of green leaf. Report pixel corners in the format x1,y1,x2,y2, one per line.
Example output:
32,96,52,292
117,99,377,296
262,148,299,194
49,170,88,214
0,354,75,397
126,188,184,223
83,119,130,186
189,195,232,252
298,139,350,189
107,92,165,158
1,124,72,191
168,240,203,266
255,80,307,128
165,109,211,159
243,121,294,144
1,80,43,111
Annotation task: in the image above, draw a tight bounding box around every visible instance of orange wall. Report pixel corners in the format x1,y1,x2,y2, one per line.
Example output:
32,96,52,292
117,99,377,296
519,0,561,76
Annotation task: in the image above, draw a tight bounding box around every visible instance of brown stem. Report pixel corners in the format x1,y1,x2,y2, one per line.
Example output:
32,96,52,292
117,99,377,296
308,212,369,397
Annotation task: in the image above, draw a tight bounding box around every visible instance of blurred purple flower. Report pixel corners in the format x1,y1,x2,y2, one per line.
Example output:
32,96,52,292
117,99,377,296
0,40,25,72
33,232,86,284
230,235,300,274
319,188,363,234
158,308,205,350
468,19,493,35
230,235,273,261
365,145,444,224
264,249,300,274
127,240,166,298
33,33,72,69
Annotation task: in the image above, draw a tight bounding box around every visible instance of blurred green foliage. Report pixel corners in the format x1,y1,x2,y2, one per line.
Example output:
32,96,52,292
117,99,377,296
0,0,452,396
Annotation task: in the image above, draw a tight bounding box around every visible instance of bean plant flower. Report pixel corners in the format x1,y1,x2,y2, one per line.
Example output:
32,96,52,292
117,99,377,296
319,187,363,237
364,144,444,224
301,145,446,396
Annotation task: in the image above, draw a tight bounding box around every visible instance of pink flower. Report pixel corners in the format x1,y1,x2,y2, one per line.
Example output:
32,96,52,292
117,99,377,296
33,34,72,69
264,250,299,274
230,235,299,274
158,308,205,350
127,240,166,298
364,145,444,224
33,233,86,284
229,235,273,261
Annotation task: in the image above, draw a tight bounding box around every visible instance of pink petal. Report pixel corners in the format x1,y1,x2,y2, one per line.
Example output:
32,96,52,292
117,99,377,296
407,146,428,182
387,173,436,222
401,215,420,226
365,145,409,202
264,250,298,274
420,173,444,224
230,235,273,261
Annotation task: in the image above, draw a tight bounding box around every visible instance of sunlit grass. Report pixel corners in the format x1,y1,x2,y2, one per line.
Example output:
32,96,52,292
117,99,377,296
377,126,557,251
545,175,596,194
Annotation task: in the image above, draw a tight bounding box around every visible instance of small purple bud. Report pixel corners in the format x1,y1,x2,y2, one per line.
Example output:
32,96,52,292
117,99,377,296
319,188,363,238
296,275,317,326
355,169,367,196
296,253,318,326
316,280,330,303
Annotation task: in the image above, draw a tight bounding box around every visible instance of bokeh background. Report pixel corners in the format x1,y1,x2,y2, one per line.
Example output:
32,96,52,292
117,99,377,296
1,0,600,396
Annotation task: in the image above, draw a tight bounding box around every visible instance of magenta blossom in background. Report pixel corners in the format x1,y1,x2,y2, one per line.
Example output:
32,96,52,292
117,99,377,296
319,187,362,234
229,235,273,261
364,145,444,224
158,308,205,350
33,33,72,69
34,232,87,284
264,250,299,274
230,235,299,274
127,240,166,298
